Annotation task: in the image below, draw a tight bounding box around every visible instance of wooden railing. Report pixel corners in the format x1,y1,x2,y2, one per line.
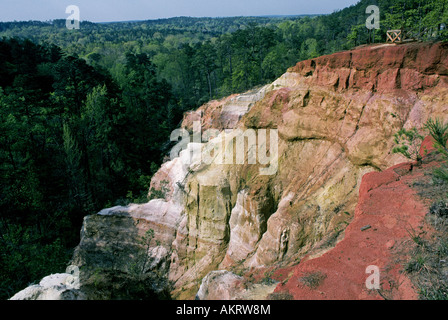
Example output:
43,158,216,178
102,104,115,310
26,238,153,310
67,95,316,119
386,29,403,43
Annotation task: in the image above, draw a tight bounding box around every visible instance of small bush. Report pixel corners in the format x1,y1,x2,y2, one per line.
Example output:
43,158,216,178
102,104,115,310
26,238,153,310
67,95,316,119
425,118,448,154
433,167,448,185
260,270,277,285
429,201,448,218
425,118,448,185
405,255,428,273
392,127,425,165
298,271,327,289
148,180,170,201
267,292,294,300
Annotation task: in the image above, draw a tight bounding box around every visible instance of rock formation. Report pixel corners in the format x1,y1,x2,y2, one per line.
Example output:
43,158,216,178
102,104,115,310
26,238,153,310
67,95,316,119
12,42,448,300
10,272,85,300
270,138,444,300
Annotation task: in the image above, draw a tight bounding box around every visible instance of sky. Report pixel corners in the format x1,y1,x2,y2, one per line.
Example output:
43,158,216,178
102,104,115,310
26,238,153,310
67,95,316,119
0,0,361,22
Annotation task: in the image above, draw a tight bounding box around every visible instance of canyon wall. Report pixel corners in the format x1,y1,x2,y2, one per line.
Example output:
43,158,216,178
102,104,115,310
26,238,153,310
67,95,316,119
12,41,448,300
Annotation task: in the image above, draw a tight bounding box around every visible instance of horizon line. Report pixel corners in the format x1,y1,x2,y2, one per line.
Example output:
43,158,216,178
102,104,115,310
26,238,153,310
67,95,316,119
0,13,324,24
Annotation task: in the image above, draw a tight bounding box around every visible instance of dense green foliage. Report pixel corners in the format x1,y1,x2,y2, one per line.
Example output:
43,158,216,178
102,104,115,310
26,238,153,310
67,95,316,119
0,0,447,300
0,38,174,299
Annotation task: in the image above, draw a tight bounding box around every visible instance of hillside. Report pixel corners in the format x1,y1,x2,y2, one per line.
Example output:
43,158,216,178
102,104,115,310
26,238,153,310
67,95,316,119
11,41,448,300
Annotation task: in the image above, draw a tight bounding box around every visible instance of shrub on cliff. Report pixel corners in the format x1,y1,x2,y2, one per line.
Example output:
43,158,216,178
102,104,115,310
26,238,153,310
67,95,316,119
425,118,448,185
393,127,425,165
392,118,448,174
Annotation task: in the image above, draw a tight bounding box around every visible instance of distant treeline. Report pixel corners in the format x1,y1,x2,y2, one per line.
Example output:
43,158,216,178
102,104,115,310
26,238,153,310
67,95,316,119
1,1,446,108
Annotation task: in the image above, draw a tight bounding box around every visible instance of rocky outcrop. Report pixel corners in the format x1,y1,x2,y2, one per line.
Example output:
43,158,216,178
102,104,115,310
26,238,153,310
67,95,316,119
196,270,278,300
12,42,448,300
10,271,84,300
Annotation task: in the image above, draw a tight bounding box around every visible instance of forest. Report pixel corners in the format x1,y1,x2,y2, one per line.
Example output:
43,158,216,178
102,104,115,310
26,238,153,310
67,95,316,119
0,0,447,299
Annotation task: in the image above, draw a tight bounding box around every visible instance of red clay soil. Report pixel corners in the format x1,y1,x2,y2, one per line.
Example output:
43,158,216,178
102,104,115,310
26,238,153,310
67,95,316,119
273,137,440,300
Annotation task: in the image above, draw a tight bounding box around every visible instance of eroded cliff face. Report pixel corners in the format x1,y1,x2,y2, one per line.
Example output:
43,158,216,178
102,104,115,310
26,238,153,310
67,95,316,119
197,143,444,300
173,42,448,299
12,42,448,300
268,138,444,300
